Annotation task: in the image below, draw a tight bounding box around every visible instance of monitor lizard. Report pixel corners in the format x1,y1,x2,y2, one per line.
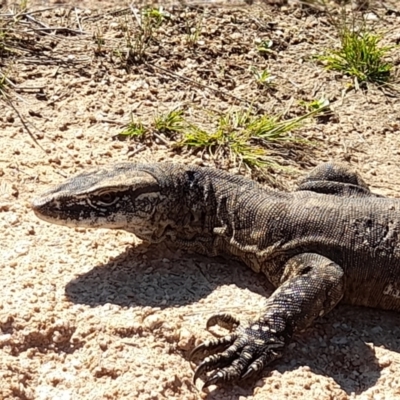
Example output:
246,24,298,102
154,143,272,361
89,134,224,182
31,162,400,389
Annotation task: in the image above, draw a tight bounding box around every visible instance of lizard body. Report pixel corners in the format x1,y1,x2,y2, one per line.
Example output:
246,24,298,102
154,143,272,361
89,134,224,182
31,162,400,387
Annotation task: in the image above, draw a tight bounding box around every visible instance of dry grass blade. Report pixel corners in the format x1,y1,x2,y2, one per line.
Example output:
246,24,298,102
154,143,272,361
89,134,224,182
0,5,51,151
0,71,45,151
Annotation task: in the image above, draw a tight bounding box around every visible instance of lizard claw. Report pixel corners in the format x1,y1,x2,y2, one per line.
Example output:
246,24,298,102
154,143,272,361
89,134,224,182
240,352,274,380
190,334,238,362
191,315,286,388
206,313,241,331
190,313,240,362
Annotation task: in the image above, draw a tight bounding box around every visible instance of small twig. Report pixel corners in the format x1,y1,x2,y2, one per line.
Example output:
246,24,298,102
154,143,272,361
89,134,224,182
24,13,50,29
0,74,16,88
127,145,146,158
0,72,29,103
0,7,58,17
381,2,400,16
3,97,46,153
46,91,69,107
13,86,46,91
311,81,324,98
74,7,83,33
130,4,142,27
152,131,170,146
24,26,88,35
281,97,294,119
18,56,90,65
146,62,268,113
80,7,131,22
97,119,125,125
288,79,301,90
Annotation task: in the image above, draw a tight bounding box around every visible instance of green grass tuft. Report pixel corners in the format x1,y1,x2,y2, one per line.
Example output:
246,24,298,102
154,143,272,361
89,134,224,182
250,67,276,88
120,104,327,171
154,109,187,136
256,39,274,54
299,97,330,113
319,21,394,85
120,119,146,137
142,6,171,27
177,107,326,169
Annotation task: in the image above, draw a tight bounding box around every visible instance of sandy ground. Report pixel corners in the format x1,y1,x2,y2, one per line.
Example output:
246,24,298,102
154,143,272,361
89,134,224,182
2,0,400,399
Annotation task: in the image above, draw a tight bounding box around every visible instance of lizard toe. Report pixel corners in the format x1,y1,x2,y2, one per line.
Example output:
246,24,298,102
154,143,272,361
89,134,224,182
193,339,245,384
192,322,286,388
206,313,241,331
193,354,232,384
240,351,274,380
200,344,261,388
202,363,243,388
189,334,238,361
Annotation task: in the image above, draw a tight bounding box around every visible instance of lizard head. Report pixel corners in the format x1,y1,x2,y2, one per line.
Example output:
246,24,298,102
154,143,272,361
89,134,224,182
31,163,165,239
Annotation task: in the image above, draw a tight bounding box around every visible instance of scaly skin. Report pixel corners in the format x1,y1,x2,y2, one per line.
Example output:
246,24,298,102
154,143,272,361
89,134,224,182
31,162,400,388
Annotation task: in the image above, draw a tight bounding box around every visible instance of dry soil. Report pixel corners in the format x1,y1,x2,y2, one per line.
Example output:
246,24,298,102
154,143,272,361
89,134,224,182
1,1,400,399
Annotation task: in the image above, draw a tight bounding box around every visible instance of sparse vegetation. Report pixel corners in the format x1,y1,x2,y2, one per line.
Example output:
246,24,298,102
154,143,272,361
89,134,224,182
319,17,394,86
0,25,7,57
93,28,106,55
120,118,146,137
250,67,276,87
178,109,268,168
121,104,327,170
142,6,171,27
177,107,326,169
154,109,187,136
118,7,170,63
0,71,8,98
0,12,17,58
185,13,203,46
3,3,400,396
256,39,274,55
300,97,330,113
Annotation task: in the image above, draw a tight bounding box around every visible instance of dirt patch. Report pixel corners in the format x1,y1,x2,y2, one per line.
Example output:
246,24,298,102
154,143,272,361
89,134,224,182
1,1,400,399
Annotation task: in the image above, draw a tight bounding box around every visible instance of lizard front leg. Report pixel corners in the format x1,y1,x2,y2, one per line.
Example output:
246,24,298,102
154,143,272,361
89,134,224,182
190,253,344,388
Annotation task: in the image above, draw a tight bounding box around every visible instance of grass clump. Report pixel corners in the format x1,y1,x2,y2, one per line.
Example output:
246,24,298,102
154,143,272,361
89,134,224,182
250,67,276,88
319,20,394,86
178,106,326,169
142,7,171,27
179,110,267,168
154,109,187,136
120,118,146,137
119,109,188,139
118,7,170,63
120,105,326,170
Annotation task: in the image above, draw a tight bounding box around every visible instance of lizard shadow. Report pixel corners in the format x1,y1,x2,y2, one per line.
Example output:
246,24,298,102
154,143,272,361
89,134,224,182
202,307,400,399
65,243,400,397
276,306,400,396
202,306,400,399
65,242,271,309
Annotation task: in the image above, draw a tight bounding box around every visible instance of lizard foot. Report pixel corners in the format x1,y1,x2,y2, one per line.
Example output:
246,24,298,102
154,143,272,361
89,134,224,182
190,313,285,389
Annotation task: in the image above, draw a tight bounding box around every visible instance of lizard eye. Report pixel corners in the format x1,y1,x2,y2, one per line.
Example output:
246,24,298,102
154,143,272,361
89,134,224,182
91,193,119,207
